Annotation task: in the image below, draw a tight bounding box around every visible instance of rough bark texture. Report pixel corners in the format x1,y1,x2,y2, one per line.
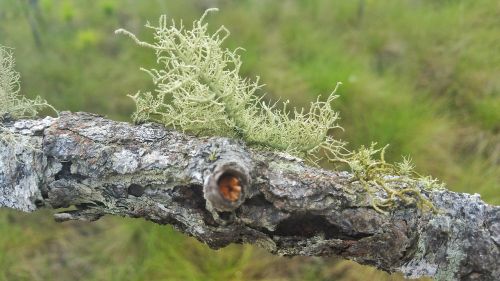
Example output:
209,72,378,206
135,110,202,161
0,112,499,281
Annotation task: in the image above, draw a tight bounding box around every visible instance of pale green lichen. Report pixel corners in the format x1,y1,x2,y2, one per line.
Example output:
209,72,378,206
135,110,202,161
0,46,54,120
0,45,56,146
336,143,440,213
117,9,443,213
115,9,346,163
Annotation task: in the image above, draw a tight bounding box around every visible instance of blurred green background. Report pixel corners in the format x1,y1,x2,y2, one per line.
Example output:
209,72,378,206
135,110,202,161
0,0,498,280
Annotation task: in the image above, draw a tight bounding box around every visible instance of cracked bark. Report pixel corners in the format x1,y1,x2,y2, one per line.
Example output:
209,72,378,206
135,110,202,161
0,112,498,281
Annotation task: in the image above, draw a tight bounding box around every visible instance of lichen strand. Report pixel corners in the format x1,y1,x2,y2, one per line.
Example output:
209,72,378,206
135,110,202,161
0,46,54,121
116,10,444,213
0,45,56,147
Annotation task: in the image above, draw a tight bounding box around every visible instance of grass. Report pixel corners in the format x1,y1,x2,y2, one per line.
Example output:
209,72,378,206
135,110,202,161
0,0,498,280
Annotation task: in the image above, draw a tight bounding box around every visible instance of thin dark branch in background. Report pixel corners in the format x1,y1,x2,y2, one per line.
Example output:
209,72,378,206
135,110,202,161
19,0,44,50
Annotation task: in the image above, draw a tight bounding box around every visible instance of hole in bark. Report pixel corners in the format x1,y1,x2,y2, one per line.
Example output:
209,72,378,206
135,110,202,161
55,161,72,180
54,161,87,182
218,211,232,221
40,184,49,199
128,184,145,197
172,185,219,227
274,213,372,240
217,173,242,202
34,199,44,207
172,185,205,209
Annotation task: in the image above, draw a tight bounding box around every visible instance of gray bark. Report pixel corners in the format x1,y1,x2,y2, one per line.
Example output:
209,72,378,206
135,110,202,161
0,112,498,281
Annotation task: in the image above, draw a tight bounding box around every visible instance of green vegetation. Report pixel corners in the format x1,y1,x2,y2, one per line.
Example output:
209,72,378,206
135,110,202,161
0,0,497,280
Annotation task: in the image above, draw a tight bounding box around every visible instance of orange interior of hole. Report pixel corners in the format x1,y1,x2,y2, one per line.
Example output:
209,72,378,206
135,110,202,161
218,174,242,202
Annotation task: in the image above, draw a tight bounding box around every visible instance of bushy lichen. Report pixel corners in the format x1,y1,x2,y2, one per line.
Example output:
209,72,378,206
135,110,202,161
115,9,346,162
0,46,54,120
116,9,443,213
336,143,440,213
0,45,55,145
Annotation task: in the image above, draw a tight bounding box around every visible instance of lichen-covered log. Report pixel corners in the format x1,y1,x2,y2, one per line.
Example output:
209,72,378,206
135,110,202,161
0,112,498,281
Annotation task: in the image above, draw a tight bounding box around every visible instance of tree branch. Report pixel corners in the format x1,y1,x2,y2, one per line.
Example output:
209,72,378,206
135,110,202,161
1,112,498,281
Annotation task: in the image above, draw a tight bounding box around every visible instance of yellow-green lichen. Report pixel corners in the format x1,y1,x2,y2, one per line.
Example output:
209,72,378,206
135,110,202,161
336,143,441,213
116,9,444,213
0,46,55,121
0,45,56,146
115,9,346,163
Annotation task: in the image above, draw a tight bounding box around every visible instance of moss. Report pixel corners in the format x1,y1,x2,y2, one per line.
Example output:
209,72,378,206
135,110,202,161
117,9,443,213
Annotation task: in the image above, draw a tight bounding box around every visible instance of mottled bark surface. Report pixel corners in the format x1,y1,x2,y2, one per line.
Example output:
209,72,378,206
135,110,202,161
0,112,498,281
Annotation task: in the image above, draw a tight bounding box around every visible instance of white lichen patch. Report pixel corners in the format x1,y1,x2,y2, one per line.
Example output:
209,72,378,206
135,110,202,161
11,116,55,135
140,150,171,169
0,134,43,211
399,259,438,279
489,221,500,245
135,124,167,142
112,149,139,174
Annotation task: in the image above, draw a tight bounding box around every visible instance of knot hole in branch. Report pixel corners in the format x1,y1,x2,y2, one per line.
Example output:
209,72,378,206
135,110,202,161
204,164,249,212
